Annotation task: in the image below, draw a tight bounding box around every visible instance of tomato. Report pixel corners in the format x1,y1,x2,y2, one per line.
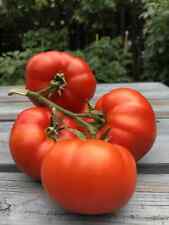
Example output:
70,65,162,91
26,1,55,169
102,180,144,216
96,88,156,160
9,107,79,180
41,139,136,215
26,51,96,112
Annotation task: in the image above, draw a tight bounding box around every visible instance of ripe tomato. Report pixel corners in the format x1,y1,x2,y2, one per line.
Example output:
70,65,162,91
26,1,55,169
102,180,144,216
96,88,156,160
9,107,79,180
25,51,96,112
41,139,136,215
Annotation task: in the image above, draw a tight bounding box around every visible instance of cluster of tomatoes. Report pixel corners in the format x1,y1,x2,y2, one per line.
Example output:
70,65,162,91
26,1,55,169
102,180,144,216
9,51,156,215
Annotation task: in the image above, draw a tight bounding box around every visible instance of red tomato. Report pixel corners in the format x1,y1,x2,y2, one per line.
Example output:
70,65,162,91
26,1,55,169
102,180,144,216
9,107,78,180
41,139,136,215
96,88,156,160
26,51,96,112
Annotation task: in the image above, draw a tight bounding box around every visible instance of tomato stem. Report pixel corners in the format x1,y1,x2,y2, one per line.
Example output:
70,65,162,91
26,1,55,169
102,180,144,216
51,107,59,129
28,90,98,137
64,127,86,140
9,90,98,138
8,90,26,96
76,112,105,123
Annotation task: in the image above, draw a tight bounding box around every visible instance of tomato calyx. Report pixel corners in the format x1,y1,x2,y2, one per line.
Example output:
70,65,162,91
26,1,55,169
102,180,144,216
45,107,87,141
38,73,67,98
46,126,59,141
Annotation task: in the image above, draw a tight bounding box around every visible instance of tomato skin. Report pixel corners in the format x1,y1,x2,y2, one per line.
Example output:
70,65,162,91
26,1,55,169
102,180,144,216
41,139,136,215
26,51,96,112
96,88,156,160
9,107,79,180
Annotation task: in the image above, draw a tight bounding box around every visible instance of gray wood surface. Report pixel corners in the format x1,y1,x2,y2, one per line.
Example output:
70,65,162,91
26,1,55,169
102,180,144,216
0,173,169,225
1,82,169,102
0,82,169,224
1,82,169,120
1,99,169,120
0,119,169,172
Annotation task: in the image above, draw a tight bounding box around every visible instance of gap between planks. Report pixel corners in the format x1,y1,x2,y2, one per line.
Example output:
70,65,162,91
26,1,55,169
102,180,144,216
1,163,169,174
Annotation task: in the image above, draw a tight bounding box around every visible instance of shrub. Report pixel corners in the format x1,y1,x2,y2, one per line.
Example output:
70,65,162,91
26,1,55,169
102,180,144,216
74,36,132,83
0,49,35,85
0,27,69,85
0,36,132,85
142,0,169,84
22,28,68,51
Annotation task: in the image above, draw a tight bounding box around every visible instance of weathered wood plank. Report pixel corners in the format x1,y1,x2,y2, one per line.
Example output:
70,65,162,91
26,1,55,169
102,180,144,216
0,82,169,120
0,96,169,120
0,173,168,225
96,82,169,91
0,119,169,171
0,86,28,102
0,82,169,103
0,82,168,94
0,102,33,121
94,83,169,101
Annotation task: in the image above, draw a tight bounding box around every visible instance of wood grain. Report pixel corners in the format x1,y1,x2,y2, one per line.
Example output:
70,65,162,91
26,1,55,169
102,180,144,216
0,82,169,120
1,94,169,120
0,119,169,172
0,173,168,225
94,83,169,101
1,83,169,103
0,82,168,102
0,83,169,224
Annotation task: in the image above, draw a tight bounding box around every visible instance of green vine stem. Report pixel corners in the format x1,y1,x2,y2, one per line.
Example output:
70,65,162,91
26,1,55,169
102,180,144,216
77,112,104,123
9,90,102,138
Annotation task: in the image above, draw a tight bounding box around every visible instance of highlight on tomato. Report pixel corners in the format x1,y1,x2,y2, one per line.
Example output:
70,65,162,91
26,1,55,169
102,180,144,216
41,139,137,215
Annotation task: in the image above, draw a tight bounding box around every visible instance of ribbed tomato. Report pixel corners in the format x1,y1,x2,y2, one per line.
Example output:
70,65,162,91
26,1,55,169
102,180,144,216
96,88,156,160
41,139,136,215
26,51,96,112
9,107,79,180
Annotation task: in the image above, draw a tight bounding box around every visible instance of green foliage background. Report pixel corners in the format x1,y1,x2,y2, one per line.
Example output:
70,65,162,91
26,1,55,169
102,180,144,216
0,0,168,85
142,0,169,84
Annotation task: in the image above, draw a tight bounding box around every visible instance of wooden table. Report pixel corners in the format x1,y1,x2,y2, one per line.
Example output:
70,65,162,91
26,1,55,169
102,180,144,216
0,82,169,225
